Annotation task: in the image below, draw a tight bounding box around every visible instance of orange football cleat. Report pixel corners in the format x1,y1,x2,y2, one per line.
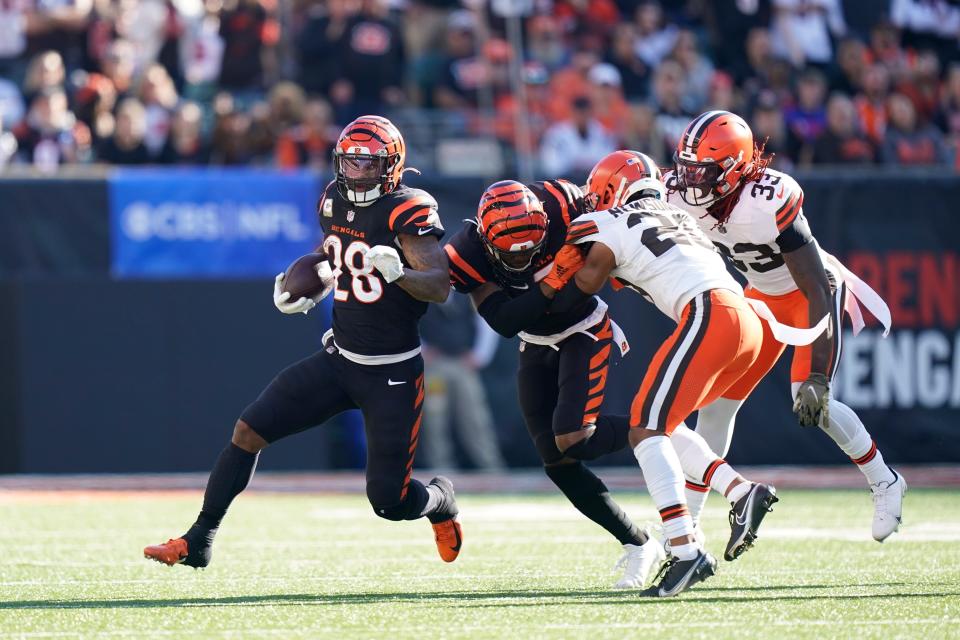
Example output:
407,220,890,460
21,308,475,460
144,538,189,566
432,518,463,563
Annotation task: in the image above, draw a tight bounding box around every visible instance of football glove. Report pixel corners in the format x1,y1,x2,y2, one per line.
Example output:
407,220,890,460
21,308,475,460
542,244,585,290
793,372,831,427
272,273,317,316
363,245,405,283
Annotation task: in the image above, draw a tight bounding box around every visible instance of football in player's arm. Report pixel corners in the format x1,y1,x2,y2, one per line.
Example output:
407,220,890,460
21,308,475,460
144,115,464,570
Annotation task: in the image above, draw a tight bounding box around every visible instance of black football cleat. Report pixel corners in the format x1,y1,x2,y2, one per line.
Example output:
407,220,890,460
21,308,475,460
641,550,717,597
724,483,779,561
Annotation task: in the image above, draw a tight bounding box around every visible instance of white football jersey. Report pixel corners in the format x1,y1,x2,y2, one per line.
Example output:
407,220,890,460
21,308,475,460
665,168,818,296
566,198,742,322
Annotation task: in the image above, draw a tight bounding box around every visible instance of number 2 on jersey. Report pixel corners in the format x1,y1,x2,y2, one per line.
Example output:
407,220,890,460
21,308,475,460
322,236,384,303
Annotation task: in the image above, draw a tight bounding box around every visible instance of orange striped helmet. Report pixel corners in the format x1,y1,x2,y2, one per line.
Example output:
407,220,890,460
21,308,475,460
674,110,754,207
333,115,406,206
584,150,664,212
475,180,548,274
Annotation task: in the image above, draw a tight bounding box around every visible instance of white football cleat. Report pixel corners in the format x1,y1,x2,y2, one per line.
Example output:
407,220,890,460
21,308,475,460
871,469,906,542
612,535,667,589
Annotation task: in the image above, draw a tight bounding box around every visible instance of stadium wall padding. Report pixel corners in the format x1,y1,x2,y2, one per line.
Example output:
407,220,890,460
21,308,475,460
0,170,957,472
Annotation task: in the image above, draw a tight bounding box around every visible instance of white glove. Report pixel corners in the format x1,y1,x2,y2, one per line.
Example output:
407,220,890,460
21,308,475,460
362,245,405,283
314,260,336,301
273,272,316,315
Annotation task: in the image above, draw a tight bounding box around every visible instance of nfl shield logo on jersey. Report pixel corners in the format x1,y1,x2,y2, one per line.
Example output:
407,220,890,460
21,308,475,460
347,210,356,222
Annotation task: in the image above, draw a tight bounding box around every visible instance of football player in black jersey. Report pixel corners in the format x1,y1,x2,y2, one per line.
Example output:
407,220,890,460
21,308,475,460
443,179,666,589
144,116,463,567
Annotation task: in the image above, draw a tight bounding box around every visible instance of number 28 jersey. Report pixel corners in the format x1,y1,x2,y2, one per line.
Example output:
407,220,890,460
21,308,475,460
664,168,815,296
317,181,444,357
566,198,741,323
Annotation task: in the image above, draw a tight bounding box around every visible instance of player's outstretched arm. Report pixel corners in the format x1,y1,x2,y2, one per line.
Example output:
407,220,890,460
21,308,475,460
469,281,555,338
550,243,616,313
783,241,835,426
783,242,834,377
394,233,451,303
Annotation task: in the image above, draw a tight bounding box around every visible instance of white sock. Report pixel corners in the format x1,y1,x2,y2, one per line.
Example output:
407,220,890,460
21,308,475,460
672,424,749,510
670,541,698,561
829,400,894,486
633,434,697,551
694,397,744,458
704,461,748,504
791,384,896,487
684,479,710,525
671,423,715,523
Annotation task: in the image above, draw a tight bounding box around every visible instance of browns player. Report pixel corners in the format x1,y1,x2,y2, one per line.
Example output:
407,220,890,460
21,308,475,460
545,150,822,596
144,116,463,568
444,178,666,589
663,111,904,542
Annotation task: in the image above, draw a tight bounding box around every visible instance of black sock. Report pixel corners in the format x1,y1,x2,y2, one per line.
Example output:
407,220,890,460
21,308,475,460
545,462,647,546
183,443,259,549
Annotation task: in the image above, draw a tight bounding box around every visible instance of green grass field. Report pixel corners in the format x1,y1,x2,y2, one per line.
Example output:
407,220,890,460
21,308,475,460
2,488,959,639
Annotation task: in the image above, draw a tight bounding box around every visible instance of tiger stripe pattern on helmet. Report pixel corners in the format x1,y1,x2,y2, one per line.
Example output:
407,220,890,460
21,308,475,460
334,115,407,205
477,181,548,252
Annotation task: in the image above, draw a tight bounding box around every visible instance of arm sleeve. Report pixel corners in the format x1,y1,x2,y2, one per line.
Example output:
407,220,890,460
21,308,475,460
775,210,814,253
549,279,593,314
476,287,552,338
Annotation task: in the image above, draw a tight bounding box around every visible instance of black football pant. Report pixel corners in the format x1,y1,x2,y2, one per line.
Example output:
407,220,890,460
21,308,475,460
517,315,616,464
241,341,428,520
515,314,645,546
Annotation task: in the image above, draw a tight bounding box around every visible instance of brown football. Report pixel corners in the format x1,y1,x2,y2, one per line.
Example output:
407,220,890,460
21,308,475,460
281,252,330,301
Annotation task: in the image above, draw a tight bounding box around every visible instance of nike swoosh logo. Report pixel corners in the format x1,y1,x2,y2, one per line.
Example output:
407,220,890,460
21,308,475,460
418,227,434,236
450,524,462,552
387,379,406,386
777,185,785,199
513,283,529,290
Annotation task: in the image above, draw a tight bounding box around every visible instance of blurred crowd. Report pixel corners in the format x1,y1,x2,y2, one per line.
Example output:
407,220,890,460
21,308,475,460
0,0,958,173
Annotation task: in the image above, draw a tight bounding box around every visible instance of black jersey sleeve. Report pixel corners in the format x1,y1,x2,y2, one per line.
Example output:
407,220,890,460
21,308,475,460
530,179,587,227
387,188,444,239
476,287,552,338
775,210,814,253
443,226,491,293
317,181,336,223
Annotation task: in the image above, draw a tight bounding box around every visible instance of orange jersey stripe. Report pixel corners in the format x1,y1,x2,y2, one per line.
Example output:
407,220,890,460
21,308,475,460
444,244,486,284
389,196,432,230
543,181,571,226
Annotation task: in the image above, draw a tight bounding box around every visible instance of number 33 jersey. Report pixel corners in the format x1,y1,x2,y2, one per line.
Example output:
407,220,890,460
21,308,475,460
566,198,741,322
664,168,815,297
317,181,444,358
